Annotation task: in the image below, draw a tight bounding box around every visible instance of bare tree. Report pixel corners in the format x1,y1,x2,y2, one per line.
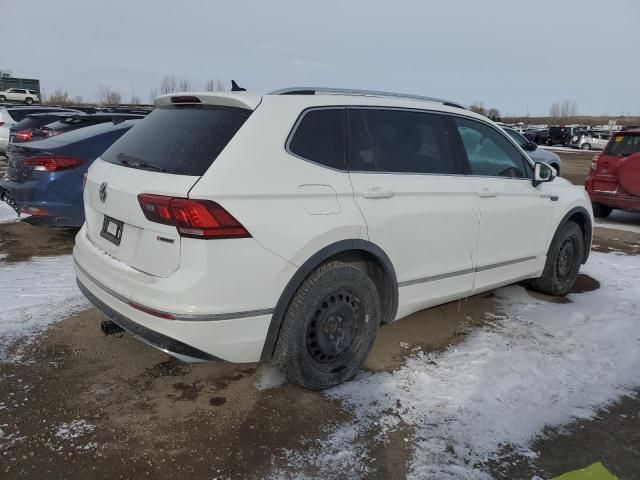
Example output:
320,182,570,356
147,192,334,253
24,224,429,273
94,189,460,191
205,79,226,92
130,95,141,105
148,87,159,104
48,89,70,106
549,100,577,121
487,108,501,122
73,95,84,105
469,101,487,116
160,74,177,94
104,89,122,106
178,78,191,92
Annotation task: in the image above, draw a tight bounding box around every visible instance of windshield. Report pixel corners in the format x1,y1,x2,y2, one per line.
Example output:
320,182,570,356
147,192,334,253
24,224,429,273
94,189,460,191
604,134,640,156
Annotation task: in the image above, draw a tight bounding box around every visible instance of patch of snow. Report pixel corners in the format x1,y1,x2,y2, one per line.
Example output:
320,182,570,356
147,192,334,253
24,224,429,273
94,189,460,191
0,202,20,224
0,255,88,360
55,419,95,440
275,252,640,479
255,364,287,391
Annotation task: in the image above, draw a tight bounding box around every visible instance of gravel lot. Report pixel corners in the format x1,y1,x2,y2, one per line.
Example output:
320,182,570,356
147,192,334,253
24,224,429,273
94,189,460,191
1,150,639,479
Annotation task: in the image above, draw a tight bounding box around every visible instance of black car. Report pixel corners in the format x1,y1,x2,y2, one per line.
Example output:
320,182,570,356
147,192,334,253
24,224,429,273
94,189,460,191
31,113,146,142
547,126,585,146
524,128,550,145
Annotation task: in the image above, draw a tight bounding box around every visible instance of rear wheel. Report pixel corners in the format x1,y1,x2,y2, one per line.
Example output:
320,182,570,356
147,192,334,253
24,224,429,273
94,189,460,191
581,143,591,150
0,95,5,102
274,261,380,390
529,221,584,296
592,202,612,218
24,97,33,105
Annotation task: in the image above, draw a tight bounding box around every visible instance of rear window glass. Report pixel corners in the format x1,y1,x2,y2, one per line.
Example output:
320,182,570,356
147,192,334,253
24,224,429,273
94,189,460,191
102,105,251,176
45,120,137,145
7,108,63,122
13,114,62,130
288,109,345,169
605,134,640,156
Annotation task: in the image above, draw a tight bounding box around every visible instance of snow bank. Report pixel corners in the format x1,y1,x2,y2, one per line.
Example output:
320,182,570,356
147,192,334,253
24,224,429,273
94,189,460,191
0,202,19,224
0,255,88,360
275,252,640,479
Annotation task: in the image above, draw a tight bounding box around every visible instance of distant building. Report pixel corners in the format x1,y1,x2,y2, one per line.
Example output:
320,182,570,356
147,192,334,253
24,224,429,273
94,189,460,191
0,70,40,94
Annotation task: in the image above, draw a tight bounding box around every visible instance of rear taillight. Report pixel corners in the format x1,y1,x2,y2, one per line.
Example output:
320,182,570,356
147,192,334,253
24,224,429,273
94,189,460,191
0,121,5,127
590,154,600,172
15,129,32,142
22,156,83,172
137,194,251,239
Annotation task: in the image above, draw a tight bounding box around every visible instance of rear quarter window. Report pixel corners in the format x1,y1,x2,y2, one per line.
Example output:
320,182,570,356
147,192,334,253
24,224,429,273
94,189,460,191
102,105,251,176
288,109,346,170
605,134,640,156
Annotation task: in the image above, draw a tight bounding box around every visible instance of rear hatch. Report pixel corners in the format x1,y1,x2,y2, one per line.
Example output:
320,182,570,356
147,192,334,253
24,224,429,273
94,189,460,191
592,132,640,195
84,95,256,278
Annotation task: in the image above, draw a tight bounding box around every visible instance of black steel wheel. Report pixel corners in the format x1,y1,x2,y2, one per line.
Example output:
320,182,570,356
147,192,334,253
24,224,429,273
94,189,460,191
529,221,584,296
274,261,380,390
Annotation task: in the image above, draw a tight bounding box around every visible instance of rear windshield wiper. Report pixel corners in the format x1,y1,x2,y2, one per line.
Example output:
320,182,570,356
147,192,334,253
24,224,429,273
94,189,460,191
115,153,166,172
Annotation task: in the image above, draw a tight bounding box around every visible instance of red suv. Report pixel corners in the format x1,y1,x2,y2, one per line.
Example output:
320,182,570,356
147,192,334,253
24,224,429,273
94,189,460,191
585,129,640,217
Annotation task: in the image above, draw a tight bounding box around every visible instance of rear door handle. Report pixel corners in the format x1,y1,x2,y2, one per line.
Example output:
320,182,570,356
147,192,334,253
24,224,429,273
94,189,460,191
477,189,498,198
362,187,395,199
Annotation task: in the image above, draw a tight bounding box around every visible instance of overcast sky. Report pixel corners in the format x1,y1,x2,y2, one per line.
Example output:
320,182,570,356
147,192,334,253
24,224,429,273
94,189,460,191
4,0,639,116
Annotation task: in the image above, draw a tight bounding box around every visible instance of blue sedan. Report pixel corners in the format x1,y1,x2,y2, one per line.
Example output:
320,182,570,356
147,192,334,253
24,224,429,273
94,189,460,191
0,119,138,228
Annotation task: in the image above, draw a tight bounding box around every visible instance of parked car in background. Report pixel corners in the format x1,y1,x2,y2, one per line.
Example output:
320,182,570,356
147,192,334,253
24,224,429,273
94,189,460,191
524,128,550,145
9,111,83,144
74,89,592,390
0,120,138,227
547,126,584,146
503,126,562,174
0,106,79,154
585,129,640,217
0,88,40,104
30,113,146,142
568,131,610,150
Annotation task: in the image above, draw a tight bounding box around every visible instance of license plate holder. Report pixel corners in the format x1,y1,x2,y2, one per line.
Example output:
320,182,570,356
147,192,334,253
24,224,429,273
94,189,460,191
100,215,124,245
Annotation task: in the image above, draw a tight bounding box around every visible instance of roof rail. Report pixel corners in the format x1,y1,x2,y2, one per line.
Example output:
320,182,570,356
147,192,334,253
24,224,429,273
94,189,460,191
268,87,467,110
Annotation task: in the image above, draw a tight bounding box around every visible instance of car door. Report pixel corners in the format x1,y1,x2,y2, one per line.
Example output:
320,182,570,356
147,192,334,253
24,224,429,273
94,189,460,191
452,116,554,293
347,108,480,319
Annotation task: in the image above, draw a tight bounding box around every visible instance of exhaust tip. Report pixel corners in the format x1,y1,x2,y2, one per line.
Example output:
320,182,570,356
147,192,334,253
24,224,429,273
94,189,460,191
101,320,124,336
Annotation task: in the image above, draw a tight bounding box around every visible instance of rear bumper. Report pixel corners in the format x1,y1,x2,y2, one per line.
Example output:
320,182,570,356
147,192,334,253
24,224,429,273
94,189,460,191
77,279,220,362
0,176,84,227
73,227,284,363
588,190,640,212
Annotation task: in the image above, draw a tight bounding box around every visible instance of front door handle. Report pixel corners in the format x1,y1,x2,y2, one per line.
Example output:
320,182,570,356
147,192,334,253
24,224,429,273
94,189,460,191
477,188,498,198
362,187,395,199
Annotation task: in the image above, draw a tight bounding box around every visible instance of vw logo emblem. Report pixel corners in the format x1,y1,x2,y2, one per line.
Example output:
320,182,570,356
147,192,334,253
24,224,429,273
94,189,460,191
99,182,108,203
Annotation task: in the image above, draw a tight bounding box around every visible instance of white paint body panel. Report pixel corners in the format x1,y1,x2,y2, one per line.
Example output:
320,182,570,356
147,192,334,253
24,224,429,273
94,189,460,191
74,91,593,364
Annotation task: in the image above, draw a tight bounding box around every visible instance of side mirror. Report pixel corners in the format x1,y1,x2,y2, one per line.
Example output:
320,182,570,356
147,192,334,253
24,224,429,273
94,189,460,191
533,162,556,187
527,141,538,151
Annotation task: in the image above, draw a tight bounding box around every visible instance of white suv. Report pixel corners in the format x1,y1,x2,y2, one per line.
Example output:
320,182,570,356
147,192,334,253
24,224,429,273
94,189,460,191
0,88,40,104
74,88,593,390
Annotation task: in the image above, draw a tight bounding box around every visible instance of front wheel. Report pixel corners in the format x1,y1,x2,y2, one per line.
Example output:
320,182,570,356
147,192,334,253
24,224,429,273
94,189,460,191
274,261,381,390
0,95,5,102
24,97,33,105
581,143,591,150
529,221,584,296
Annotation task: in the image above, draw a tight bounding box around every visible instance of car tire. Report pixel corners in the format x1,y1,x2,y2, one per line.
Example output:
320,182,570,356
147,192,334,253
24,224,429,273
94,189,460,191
581,143,591,150
529,221,584,296
24,97,33,105
592,202,612,218
274,261,381,390
0,95,5,102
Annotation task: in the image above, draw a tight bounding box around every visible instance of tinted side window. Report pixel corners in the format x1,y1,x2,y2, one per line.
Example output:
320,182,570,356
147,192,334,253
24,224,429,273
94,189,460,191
289,109,345,170
350,109,455,174
454,117,531,179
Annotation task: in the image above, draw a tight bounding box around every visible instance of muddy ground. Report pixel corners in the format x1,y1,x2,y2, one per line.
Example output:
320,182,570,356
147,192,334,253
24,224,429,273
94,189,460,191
1,150,639,479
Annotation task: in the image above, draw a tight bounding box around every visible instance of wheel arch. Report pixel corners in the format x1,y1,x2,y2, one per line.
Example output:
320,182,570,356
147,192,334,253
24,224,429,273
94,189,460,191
260,239,398,361
552,206,592,264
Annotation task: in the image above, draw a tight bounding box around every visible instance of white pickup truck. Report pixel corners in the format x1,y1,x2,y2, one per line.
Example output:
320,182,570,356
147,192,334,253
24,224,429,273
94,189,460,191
0,88,40,104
